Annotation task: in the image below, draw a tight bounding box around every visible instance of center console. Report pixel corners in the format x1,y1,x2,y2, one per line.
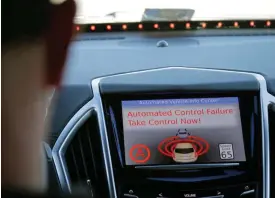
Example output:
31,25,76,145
100,68,264,198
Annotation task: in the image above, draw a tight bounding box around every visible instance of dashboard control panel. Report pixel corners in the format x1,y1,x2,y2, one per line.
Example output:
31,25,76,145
52,67,274,198
122,183,256,198
99,68,266,198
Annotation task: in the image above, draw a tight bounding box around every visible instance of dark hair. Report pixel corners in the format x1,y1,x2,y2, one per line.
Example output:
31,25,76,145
2,0,51,45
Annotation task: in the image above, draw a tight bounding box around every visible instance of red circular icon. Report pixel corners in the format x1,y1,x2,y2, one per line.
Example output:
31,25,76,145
129,144,151,163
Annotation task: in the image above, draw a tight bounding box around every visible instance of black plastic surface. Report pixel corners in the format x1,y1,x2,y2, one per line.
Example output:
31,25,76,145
99,68,259,94
47,85,93,145
266,77,275,95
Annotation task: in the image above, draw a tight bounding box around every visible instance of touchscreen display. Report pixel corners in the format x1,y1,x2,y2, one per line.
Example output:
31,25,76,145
122,97,246,165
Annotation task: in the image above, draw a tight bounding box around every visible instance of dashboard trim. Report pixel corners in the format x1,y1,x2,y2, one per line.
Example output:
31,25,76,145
52,67,275,198
134,163,240,170
52,109,93,192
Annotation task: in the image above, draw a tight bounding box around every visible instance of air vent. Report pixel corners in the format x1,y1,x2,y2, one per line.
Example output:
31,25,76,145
269,103,275,198
64,111,100,196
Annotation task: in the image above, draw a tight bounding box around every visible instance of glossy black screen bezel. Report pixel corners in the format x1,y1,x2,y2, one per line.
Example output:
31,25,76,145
102,91,262,171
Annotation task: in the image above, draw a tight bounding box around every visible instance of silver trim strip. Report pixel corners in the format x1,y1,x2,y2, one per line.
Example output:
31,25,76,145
91,79,117,198
43,142,53,160
52,66,275,198
52,80,117,197
240,189,255,196
135,163,240,170
52,108,93,192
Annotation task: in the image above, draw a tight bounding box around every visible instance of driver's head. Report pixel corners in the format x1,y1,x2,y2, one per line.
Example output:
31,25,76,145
2,0,76,191
2,0,76,86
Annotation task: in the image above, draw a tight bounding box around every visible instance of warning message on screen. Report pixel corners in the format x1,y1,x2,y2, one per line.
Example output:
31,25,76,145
122,97,241,129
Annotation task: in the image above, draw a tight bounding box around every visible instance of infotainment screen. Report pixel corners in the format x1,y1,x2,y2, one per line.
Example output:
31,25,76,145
121,97,246,165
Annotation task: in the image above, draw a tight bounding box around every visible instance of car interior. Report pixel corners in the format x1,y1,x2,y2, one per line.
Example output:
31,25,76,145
44,17,275,198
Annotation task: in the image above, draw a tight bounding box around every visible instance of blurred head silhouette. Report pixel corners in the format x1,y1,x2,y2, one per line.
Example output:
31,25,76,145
2,0,76,192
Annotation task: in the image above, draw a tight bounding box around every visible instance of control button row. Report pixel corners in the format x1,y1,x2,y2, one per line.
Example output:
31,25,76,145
123,184,255,198
124,194,225,198
124,191,255,198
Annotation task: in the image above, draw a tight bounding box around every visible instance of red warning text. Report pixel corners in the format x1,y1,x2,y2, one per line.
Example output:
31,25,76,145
127,108,233,118
124,107,237,128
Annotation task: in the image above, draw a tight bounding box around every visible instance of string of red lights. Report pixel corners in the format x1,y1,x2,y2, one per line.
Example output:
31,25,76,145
75,20,274,33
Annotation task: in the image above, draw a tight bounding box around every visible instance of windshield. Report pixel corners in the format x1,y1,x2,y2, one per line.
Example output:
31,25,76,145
175,148,194,154
75,0,275,24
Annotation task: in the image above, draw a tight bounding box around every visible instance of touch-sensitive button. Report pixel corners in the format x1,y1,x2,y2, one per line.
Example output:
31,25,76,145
182,189,222,198
123,194,139,198
240,189,255,197
123,189,139,198
156,192,169,198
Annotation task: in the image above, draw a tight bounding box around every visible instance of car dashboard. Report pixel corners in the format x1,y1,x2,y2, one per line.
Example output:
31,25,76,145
46,29,275,198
